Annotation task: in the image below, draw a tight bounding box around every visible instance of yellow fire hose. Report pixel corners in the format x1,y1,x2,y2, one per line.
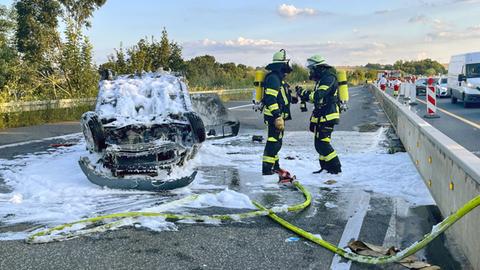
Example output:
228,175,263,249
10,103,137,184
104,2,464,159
27,181,311,243
27,180,480,267
253,187,480,264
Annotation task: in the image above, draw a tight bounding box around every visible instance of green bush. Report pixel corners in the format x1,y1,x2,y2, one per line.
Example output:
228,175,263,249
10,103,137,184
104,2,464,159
0,104,93,129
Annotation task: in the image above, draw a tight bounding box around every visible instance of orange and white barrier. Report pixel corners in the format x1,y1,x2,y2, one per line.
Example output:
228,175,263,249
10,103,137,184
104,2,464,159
424,77,439,118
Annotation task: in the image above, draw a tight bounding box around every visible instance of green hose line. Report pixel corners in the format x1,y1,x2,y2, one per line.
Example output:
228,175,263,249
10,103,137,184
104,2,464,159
27,181,312,244
254,194,480,265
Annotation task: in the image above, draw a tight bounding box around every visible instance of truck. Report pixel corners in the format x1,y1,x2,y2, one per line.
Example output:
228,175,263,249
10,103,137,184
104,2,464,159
448,52,480,108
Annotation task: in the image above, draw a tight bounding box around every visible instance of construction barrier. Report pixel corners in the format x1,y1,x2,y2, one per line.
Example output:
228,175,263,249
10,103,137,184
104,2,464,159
408,83,417,105
424,78,439,118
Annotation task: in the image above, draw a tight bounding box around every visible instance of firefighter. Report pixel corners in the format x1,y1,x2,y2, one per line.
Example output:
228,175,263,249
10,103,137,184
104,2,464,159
379,75,387,91
296,55,342,174
262,49,296,176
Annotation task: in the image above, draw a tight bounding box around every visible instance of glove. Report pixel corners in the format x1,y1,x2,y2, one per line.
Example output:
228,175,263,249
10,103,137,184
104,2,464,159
295,86,303,96
274,117,285,131
291,95,299,104
300,101,308,112
340,102,348,112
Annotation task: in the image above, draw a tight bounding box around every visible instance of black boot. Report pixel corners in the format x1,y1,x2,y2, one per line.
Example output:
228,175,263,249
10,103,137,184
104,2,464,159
262,163,275,175
326,157,342,174
273,160,280,172
313,160,327,174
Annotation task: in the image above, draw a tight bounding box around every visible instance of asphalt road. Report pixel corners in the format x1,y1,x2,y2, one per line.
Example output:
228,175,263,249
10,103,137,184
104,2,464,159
385,88,480,157
0,86,470,270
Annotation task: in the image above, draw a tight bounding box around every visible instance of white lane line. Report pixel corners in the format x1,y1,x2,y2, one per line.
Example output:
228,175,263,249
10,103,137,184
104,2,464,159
228,104,252,110
383,198,398,248
330,192,371,270
0,132,82,150
416,98,480,130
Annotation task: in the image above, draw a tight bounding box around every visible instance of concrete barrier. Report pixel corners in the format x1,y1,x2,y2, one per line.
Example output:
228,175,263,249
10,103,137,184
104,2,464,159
368,84,480,269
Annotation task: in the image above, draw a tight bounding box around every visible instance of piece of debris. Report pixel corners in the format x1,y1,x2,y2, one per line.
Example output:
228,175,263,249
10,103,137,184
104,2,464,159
324,179,337,185
285,156,295,160
348,240,440,269
252,135,263,142
285,236,300,242
49,143,76,148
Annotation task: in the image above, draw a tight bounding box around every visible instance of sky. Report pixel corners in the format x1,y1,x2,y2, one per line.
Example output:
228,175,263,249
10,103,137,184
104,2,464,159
1,0,480,67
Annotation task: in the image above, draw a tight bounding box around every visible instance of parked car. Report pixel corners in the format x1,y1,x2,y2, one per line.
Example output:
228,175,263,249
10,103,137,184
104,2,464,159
79,72,238,192
415,78,428,95
448,52,480,108
435,77,449,97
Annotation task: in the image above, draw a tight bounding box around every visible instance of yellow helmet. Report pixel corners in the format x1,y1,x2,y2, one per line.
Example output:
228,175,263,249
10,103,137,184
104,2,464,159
272,49,289,64
306,55,326,69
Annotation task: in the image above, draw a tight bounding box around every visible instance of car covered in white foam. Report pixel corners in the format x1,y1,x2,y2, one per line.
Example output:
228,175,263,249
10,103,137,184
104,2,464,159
79,72,207,191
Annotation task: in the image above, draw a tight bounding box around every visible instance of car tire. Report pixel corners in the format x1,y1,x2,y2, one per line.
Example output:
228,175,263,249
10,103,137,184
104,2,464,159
81,112,106,153
451,94,457,104
184,112,206,143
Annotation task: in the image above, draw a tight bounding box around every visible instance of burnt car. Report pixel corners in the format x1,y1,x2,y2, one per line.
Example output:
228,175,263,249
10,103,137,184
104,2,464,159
79,72,222,191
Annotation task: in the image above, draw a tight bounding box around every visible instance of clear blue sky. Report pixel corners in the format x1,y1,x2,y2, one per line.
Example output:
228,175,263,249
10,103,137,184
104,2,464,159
1,0,480,66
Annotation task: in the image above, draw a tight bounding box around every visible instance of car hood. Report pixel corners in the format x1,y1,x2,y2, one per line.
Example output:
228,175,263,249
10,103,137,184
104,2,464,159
467,77,480,88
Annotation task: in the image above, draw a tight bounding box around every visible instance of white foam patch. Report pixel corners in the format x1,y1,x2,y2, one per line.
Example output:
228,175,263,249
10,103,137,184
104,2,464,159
0,128,434,240
95,73,191,126
183,189,255,209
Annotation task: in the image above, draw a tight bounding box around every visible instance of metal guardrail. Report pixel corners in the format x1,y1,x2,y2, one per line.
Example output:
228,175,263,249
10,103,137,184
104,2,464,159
0,89,253,114
0,84,316,114
191,88,251,94
0,98,97,114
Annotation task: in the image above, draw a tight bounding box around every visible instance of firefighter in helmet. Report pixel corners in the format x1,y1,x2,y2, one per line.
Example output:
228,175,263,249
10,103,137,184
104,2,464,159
296,55,342,174
262,49,297,176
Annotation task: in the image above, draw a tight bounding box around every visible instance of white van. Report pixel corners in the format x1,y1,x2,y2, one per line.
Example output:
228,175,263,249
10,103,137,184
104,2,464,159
448,52,480,108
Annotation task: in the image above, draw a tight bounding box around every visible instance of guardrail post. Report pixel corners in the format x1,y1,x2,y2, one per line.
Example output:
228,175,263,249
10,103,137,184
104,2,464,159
424,77,440,118
400,83,405,97
409,83,418,105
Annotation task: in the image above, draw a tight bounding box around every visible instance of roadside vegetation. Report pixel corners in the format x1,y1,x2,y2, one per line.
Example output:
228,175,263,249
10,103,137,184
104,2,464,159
0,1,448,104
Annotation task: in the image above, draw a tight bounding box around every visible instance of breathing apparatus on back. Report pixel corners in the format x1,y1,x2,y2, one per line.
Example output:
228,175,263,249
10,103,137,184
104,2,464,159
252,49,292,113
304,55,349,112
253,70,265,112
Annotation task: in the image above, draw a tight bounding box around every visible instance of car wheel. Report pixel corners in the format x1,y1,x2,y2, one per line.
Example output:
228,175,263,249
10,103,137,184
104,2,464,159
81,112,106,153
184,112,206,143
463,101,470,108
451,94,457,104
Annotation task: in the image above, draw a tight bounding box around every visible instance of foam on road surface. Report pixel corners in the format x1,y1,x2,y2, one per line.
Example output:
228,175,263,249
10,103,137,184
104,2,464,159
0,86,469,269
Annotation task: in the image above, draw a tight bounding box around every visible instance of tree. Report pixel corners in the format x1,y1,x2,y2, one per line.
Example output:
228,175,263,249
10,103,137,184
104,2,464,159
15,0,61,65
169,42,185,72
59,0,106,28
159,28,170,69
0,5,18,92
287,64,309,83
393,59,446,75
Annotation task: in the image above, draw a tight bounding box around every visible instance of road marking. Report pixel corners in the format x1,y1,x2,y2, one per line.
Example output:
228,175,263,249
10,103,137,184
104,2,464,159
383,198,398,248
416,98,480,130
0,132,82,150
228,104,252,110
330,192,371,270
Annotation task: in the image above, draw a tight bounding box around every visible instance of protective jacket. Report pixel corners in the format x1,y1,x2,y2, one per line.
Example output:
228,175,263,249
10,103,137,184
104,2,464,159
263,63,292,123
300,66,340,127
